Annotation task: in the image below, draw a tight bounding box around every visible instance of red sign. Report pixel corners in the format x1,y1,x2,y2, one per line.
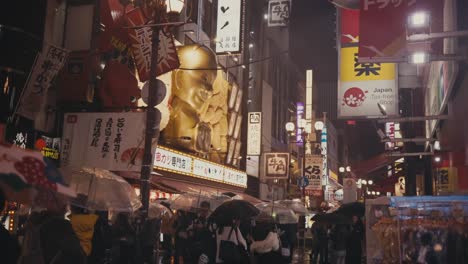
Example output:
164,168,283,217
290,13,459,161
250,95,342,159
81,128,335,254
126,7,180,82
359,0,443,59
340,8,360,44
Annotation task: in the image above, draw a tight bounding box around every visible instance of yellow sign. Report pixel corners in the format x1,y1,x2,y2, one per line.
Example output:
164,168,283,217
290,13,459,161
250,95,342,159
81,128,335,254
329,169,338,182
340,46,395,82
436,167,458,194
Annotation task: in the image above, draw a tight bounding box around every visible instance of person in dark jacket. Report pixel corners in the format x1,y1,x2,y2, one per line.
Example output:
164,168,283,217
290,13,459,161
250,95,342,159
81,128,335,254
0,189,21,264
89,211,112,264
311,221,328,264
345,216,364,264
39,209,87,264
331,224,348,264
111,213,136,264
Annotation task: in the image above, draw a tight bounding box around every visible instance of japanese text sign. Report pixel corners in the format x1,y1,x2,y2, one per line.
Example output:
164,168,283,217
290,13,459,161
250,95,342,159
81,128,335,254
359,0,443,59
247,112,262,155
17,44,69,120
153,146,247,187
296,102,304,145
268,0,291,27
340,8,359,44
215,0,242,54
61,112,154,172
304,155,323,190
264,152,290,179
126,7,180,82
154,148,192,174
193,159,225,182
338,46,398,118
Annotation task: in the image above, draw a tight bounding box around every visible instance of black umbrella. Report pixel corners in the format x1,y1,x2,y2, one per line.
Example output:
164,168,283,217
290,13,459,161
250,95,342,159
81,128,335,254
336,202,365,217
312,212,350,224
209,200,260,226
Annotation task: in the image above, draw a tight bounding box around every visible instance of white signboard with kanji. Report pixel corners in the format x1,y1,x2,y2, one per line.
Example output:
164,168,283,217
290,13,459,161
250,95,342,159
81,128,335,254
154,148,192,174
193,159,225,182
215,0,242,54
268,0,291,27
17,44,69,120
61,112,154,172
247,112,261,155
304,155,323,190
264,152,290,179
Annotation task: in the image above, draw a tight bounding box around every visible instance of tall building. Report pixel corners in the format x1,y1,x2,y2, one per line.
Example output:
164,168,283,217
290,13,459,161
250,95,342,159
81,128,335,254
242,0,304,200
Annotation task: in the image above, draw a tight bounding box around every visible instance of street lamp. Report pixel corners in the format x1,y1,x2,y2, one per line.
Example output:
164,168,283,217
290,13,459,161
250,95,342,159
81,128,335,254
345,166,351,172
368,180,373,185
409,52,430,64
139,0,185,220
361,180,367,185
314,120,324,131
407,11,430,30
285,122,295,133
339,167,345,173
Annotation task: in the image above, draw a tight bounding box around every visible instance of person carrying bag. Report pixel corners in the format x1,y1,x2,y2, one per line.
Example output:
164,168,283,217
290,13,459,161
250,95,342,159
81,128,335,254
216,223,249,264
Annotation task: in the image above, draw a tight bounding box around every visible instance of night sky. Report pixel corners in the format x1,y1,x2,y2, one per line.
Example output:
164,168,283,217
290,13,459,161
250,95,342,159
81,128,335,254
290,0,384,161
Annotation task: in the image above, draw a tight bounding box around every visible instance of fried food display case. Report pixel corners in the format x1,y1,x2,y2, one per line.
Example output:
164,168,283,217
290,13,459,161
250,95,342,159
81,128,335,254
366,196,468,264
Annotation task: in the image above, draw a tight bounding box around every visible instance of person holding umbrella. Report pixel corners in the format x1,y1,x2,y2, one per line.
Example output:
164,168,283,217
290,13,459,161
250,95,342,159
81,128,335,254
345,215,364,264
249,219,282,264
210,200,259,264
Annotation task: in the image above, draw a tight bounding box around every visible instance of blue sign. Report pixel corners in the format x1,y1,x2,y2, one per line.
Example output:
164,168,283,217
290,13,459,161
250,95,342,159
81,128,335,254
297,176,309,188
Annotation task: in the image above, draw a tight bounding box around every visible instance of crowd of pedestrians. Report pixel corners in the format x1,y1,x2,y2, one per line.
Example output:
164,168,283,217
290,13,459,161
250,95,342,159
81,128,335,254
1,187,369,264
310,215,364,264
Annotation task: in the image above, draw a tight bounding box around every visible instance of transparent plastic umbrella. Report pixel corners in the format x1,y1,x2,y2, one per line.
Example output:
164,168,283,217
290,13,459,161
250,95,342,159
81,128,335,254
256,202,299,224
148,202,173,219
274,199,309,215
65,167,142,212
169,192,232,213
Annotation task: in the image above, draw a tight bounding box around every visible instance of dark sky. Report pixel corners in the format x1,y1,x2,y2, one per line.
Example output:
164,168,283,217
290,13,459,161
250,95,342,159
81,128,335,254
290,0,338,82
289,0,384,161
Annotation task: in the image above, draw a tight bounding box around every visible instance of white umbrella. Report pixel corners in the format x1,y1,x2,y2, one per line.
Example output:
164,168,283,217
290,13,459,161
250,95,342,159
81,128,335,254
169,192,232,213
256,202,299,224
275,199,309,215
65,167,142,212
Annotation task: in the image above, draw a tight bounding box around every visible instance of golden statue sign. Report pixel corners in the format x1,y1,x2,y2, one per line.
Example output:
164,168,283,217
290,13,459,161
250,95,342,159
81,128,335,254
162,44,228,162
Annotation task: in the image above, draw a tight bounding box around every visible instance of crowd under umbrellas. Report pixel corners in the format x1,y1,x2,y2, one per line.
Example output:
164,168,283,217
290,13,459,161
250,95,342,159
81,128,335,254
0,143,366,264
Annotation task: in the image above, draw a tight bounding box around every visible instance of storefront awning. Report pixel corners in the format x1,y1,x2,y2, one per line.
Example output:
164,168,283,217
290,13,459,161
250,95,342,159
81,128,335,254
352,153,398,177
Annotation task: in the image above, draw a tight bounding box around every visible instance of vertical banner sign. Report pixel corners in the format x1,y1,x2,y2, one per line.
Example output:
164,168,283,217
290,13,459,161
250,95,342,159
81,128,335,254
126,7,180,82
215,0,242,54
338,46,398,118
305,69,313,124
268,0,291,27
61,112,156,172
304,155,323,190
296,102,304,145
321,126,328,186
264,152,290,179
247,112,262,155
17,44,69,120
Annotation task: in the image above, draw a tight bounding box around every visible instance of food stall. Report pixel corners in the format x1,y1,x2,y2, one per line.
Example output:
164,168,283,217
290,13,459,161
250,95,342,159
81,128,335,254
366,196,468,264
